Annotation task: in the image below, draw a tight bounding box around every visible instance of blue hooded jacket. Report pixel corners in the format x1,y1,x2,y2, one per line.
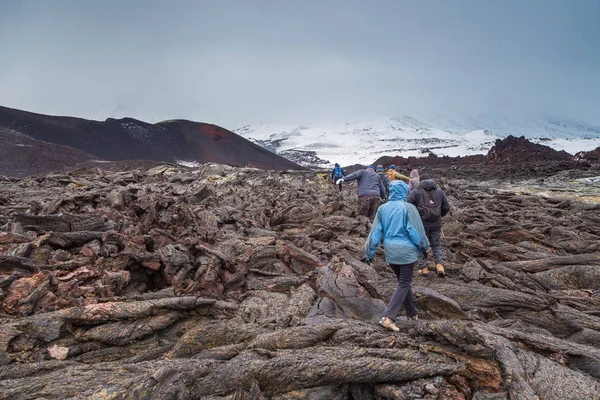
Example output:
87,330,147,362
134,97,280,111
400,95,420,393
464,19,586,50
365,181,430,264
331,163,346,181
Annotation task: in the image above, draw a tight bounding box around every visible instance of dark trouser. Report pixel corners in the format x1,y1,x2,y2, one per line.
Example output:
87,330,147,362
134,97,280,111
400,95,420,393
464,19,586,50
383,262,418,321
337,182,343,192
357,196,380,221
418,227,446,269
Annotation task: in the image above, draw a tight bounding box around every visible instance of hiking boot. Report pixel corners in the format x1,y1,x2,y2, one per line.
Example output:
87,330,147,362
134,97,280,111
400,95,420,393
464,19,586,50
408,314,419,321
378,316,399,332
436,263,446,277
418,267,429,276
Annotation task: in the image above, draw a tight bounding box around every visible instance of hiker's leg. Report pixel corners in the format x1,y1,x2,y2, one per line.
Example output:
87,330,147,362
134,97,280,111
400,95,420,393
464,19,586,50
430,228,445,265
368,197,381,221
383,263,414,321
357,198,370,218
418,227,431,269
402,264,418,318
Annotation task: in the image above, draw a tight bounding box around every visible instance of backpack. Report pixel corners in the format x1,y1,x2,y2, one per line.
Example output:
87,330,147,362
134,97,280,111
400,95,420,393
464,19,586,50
417,189,441,221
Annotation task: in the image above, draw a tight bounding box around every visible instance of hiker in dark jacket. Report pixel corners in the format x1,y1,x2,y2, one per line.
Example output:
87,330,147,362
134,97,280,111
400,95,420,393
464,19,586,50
337,166,386,221
365,181,430,331
376,164,390,198
406,173,450,276
330,163,346,192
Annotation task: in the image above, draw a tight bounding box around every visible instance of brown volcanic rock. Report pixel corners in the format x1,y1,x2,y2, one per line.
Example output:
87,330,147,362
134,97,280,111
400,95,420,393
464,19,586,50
0,105,304,173
0,162,600,398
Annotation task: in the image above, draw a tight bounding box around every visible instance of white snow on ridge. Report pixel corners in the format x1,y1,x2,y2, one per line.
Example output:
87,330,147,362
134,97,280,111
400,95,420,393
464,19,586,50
177,160,201,168
531,138,600,155
234,115,600,167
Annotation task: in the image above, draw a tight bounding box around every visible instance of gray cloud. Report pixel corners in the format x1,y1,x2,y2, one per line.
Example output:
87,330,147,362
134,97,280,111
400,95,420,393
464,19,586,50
1,0,599,127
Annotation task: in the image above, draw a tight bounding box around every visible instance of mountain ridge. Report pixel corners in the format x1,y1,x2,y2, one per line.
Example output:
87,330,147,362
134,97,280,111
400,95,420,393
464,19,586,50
234,114,600,167
0,105,304,176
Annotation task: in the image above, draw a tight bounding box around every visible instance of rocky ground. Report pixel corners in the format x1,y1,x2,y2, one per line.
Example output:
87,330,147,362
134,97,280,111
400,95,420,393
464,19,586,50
1,161,600,399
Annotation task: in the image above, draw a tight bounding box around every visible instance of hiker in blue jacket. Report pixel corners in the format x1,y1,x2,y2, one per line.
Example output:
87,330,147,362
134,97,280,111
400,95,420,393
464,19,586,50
365,180,430,332
330,163,346,193
337,166,386,221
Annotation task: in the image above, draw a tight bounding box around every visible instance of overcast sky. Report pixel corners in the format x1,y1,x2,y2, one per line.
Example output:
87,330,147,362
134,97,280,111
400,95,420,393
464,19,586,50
1,0,599,127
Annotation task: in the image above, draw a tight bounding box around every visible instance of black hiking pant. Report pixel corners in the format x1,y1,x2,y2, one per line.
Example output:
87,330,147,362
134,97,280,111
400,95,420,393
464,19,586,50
418,227,446,269
383,262,418,321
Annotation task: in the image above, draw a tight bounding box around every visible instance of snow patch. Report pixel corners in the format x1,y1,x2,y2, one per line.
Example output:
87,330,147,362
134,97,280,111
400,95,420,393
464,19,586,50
177,160,201,168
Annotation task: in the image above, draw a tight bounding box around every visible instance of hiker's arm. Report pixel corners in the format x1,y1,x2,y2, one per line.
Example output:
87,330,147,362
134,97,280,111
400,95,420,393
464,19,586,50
397,173,410,183
341,169,346,177
364,211,383,260
378,179,386,199
407,205,429,252
406,188,418,206
343,171,360,182
440,190,450,217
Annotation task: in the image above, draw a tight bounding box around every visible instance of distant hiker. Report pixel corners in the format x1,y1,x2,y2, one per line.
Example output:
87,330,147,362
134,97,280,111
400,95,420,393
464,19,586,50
407,173,450,277
330,163,346,192
386,165,410,184
408,169,420,192
376,164,390,199
365,180,429,332
337,165,386,221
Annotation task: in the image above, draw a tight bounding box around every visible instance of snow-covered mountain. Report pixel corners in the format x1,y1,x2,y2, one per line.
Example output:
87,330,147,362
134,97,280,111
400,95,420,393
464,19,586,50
233,115,600,167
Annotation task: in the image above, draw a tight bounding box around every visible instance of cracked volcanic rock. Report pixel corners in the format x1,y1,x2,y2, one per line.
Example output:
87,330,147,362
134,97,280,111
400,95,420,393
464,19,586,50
0,160,600,399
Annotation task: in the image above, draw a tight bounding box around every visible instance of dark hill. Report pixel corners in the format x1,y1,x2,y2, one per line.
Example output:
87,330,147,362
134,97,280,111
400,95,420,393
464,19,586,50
0,105,304,172
368,135,590,179
0,128,99,177
487,135,572,162
574,146,600,162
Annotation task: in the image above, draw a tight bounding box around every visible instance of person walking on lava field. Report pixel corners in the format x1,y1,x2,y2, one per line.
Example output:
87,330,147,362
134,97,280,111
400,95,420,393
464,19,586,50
365,180,429,332
386,164,410,184
330,163,346,193
408,169,420,192
336,165,386,221
376,164,390,199
407,173,450,277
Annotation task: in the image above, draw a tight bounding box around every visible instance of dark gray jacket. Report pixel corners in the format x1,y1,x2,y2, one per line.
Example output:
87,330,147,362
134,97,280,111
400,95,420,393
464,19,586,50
377,172,390,196
406,179,450,229
344,169,386,199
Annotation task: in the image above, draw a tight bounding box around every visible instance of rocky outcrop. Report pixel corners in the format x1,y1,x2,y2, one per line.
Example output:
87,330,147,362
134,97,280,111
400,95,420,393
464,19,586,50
0,161,599,399
369,135,595,181
575,146,600,162
487,135,572,162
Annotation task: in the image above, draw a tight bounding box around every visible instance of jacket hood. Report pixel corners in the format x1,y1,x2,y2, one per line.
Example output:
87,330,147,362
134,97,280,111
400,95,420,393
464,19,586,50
389,180,409,201
334,163,340,167
419,179,437,190
410,169,419,179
